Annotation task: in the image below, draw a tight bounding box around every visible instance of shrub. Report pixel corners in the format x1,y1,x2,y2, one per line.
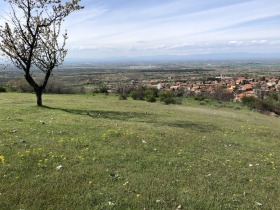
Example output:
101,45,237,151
145,88,158,102
115,85,135,95
99,85,108,94
44,80,85,94
255,98,280,115
0,86,6,92
268,92,279,102
119,94,128,100
210,88,234,102
7,78,85,94
130,87,146,100
194,93,206,101
7,78,33,92
242,96,256,109
159,91,181,105
145,94,156,102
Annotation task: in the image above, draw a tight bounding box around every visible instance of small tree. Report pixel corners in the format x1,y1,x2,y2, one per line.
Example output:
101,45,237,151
0,0,83,106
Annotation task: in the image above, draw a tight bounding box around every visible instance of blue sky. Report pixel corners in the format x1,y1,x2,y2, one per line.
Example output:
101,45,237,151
1,0,280,60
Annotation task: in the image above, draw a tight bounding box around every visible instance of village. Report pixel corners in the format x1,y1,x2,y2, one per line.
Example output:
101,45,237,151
119,74,280,102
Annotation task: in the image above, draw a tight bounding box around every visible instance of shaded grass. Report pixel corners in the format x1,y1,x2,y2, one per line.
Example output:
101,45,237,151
0,93,280,209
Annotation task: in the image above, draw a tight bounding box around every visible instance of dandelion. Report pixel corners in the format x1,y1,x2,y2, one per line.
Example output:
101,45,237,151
136,194,141,197
0,155,5,164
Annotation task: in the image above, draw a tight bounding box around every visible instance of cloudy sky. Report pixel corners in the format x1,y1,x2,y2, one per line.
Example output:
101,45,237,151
1,0,280,60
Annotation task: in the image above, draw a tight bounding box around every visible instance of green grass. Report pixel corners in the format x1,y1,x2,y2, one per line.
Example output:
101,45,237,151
0,93,280,209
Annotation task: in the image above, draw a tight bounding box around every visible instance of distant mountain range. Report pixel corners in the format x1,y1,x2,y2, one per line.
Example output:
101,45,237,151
65,53,280,64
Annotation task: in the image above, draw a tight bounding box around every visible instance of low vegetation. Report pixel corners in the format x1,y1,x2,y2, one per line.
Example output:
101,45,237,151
242,95,280,115
0,93,280,209
6,78,85,94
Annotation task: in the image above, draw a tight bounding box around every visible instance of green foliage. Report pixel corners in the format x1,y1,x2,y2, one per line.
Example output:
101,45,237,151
7,79,84,94
7,78,33,92
211,87,234,102
268,92,279,101
145,88,158,102
159,91,181,104
118,94,128,100
130,86,146,100
0,85,6,92
242,96,256,109
242,95,280,115
98,85,108,94
255,98,280,115
194,93,206,101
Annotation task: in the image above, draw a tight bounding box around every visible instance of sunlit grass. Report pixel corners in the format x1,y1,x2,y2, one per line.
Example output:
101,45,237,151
0,92,280,209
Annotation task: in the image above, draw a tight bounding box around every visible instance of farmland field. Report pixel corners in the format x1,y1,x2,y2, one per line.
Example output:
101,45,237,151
0,93,280,209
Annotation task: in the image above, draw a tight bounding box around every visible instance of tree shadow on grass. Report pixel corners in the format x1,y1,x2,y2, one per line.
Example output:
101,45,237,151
43,105,148,121
159,121,219,132
43,106,218,132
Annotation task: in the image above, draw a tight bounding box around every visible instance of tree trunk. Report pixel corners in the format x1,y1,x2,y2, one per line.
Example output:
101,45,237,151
35,90,43,106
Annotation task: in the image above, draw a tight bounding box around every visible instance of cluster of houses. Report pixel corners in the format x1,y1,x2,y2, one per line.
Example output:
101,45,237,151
145,75,280,101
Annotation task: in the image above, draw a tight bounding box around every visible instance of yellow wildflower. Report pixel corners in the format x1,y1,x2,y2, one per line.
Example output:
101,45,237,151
0,155,5,164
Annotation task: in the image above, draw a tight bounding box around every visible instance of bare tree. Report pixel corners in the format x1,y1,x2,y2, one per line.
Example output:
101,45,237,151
0,0,83,106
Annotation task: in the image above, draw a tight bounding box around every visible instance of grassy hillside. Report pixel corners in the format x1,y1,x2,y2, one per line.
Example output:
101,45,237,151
0,93,280,209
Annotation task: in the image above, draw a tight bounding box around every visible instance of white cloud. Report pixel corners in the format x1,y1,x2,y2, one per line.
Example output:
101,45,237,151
2,0,280,59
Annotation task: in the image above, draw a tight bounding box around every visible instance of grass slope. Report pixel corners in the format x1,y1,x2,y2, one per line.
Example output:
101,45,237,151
0,93,280,209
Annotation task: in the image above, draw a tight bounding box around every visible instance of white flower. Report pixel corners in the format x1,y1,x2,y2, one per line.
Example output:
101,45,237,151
255,202,263,206
108,201,114,206
56,165,63,170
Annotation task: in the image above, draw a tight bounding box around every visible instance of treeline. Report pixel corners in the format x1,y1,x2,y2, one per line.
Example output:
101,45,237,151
113,85,234,105
0,78,85,94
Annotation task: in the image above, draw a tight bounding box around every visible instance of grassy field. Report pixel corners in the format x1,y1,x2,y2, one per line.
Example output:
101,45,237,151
0,93,280,209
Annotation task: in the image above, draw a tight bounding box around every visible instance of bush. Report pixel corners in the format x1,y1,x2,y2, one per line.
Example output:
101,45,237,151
7,79,33,92
7,78,85,94
268,92,279,102
0,86,6,92
145,88,158,102
159,91,181,105
44,80,85,94
119,94,128,100
242,96,256,109
130,87,146,100
99,85,108,94
194,93,206,101
255,98,280,115
115,85,136,95
210,88,234,102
